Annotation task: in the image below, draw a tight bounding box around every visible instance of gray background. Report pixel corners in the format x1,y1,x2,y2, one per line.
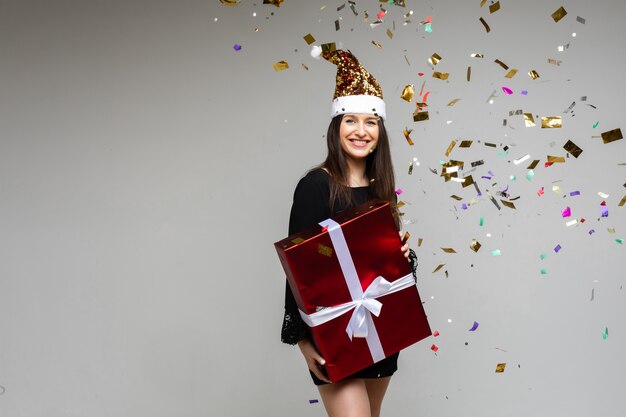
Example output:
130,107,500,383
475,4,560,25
1,0,625,416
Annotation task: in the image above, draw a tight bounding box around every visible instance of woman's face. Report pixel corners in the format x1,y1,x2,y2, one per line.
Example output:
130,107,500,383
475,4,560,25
338,113,380,161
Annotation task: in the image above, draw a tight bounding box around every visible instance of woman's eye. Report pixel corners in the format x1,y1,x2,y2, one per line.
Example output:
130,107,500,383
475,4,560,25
367,121,377,126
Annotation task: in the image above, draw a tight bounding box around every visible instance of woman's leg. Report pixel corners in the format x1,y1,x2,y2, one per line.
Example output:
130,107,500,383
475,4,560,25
364,377,392,417
318,378,372,417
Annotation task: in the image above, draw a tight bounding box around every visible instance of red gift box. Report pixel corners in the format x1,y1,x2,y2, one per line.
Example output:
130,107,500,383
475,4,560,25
275,200,431,382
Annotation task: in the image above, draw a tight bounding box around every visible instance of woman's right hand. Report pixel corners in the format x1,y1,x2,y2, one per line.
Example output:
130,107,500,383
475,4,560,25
297,339,332,383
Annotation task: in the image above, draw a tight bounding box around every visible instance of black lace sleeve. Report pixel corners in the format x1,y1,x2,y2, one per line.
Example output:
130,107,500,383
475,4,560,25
408,248,418,282
281,169,331,345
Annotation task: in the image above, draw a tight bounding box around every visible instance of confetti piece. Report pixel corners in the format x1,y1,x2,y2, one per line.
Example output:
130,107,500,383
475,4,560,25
525,170,535,181
601,128,623,144
220,0,241,5
570,191,580,197
505,69,518,78
589,229,595,235
502,87,513,95
602,327,609,340
593,121,600,128
448,98,461,106
479,17,491,33
424,23,432,32
540,253,548,260
541,116,562,128
617,238,624,244
432,264,446,273
371,40,383,49
433,72,449,80
441,247,457,254
272,60,289,71
433,330,440,337
377,10,386,19
540,268,548,275
395,188,403,195
429,53,442,66
563,140,583,158
514,154,530,165
408,161,413,175
309,399,319,404
403,128,414,145
431,344,439,352
233,43,242,51
467,66,471,81
491,249,501,257
479,217,484,226
591,289,595,301
551,6,567,22
495,363,506,373
469,321,480,331
413,110,429,122
303,34,316,45
548,58,562,66
524,113,536,127
554,244,562,253
561,207,571,218
528,70,540,80
566,219,578,227
263,0,284,5
489,1,501,13
521,90,528,95
386,29,393,39
537,187,545,196
577,16,586,24
317,244,333,257
601,205,609,217
501,200,516,209
619,195,626,207
401,84,415,102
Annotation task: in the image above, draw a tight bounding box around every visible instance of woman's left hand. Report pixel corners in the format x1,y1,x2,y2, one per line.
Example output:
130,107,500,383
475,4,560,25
399,231,410,260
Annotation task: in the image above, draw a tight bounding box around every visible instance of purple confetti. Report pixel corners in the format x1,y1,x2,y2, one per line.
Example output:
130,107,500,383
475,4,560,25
461,203,468,210
601,206,609,217
569,191,580,197
589,229,596,235
469,321,479,331
233,43,242,51
309,399,319,404
554,244,562,253
521,90,528,95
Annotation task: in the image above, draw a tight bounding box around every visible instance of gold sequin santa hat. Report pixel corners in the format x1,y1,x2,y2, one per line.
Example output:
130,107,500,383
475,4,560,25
311,45,386,120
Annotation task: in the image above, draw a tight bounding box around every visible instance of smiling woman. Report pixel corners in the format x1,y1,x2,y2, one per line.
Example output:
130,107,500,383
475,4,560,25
280,48,416,417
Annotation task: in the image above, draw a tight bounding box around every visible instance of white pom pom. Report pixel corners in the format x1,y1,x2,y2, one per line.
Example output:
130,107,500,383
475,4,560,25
310,45,322,59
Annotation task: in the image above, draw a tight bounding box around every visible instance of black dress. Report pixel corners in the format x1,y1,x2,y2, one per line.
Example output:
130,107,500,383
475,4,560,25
281,168,399,385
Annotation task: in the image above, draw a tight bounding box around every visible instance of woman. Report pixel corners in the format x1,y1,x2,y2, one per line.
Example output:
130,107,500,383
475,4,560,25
281,49,416,417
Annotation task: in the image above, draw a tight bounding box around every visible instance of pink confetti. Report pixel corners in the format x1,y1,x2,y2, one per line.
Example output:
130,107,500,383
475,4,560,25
561,206,571,218
395,188,404,195
537,187,545,196
502,87,513,95
425,16,433,23
433,330,440,337
377,10,386,19
418,72,424,76
431,344,439,352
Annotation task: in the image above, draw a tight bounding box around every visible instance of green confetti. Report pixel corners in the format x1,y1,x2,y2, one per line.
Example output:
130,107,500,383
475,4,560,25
509,175,517,181
425,23,432,33
540,268,548,275
491,249,501,256
479,217,484,226
592,121,599,128
616,238,624,244
540,253,548,260
526,170,535,181
497,151,509,157
602,327,609,340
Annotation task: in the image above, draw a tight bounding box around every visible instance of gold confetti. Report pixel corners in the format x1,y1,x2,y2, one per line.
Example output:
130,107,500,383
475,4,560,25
524,113,536,127
397,201,406,208
317,244,333,257
608,227,616,233
335,20,340,31
470,53,484,58
447,98,461,106
467,66,471,81
303,34,316,45
401,231,411,245
484,142,496,147
321,42,337,53
479,0,488,6
527,159,540,169
386,29,394,39
618,195,626,207
528,70,540,80
371,40,383,48
301,63,309,71
272,60,289,71
441,247,457,254
501,200,516,209
541,116,562,128
413,110,429,122
432,264,445,273
563,140,583,158
408,161,413,175
417,238,423,247
505,69,518,78
495,363,506,373
470,239,482,252
450,195,463,201
219,0,241,5
433,71,449,80
494,59,509,70
460,140,473,148
291,237,304,245
461,175,475,188
429,53,442,66
445,140,456,157
551,6,567,22
489,1,501,13
401,84,415,102
416,102,428,108
479,17,491,32
403,128,414,145
547,155,566,163
601,128,623,144
263,0,284,6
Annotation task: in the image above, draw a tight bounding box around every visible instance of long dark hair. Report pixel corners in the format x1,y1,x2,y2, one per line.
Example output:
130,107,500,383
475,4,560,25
319,114,399,227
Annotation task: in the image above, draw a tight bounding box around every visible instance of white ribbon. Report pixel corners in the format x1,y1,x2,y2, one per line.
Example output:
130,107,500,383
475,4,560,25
299,219,416,362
